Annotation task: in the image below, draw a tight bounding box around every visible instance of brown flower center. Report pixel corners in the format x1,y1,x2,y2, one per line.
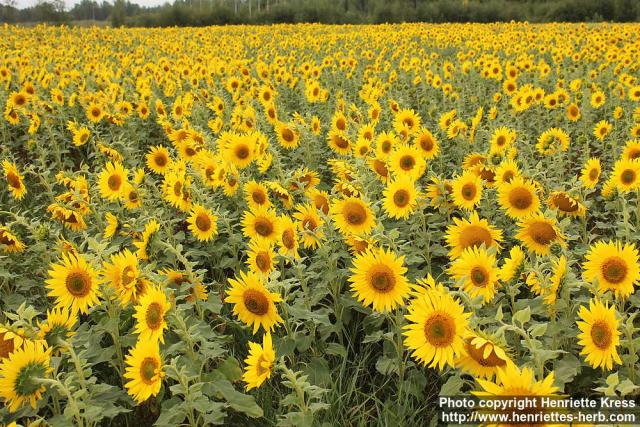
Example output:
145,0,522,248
423,313,456,347
254,218,273,237
399,155,415,171
509,187,533,210
466,340,506,367
590,320,613,350
529,221,557,245
145,302,164,330
6,172,21,189
344,201,367,226
140,357,159,384
601,256,627,284
195,213,211,232
65,270,92,297
255,252,271,272
107,174,122,191
369,265,396,293
393,189,410,208
243,289,269,315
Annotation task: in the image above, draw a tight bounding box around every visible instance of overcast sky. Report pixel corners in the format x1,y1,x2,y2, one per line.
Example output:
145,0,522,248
14,0,169,8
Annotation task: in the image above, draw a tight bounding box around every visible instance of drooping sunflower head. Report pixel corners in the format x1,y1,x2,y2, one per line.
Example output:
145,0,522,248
583,240,640,299
403,287,470,370
577,298,622,370
0,326,24,360
456,331,513,379
498,245,526,282
277,216,299,259
445,212,503,259
2,160,27,200
0,226,26,253
224,270,283,334
0,340,52,413
37,307,77,349
349,247,410,313
547,191,586,217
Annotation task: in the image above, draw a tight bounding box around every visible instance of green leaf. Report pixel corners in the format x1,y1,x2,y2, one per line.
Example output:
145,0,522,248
210,379,263,418
512,306,531,326
217,356,243,382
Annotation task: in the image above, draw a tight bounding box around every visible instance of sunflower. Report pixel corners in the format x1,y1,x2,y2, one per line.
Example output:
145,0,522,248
244,180,271,210
593,120,612,141
0,327,24,360
0,226,26,253
536,127,570,155
225,133,256,168
102,249,145,306
498,245,526,282
583,240,639,299
277,216,299,259
388,144,426,181
124,338,164,404
187,204,218,242
46,253,101,314
292,204,325,249
86,102,104,123
449,246,500,304
445,212,503,259
393,108,421,136
308,189,330,215
455,331,513,379
134,285,170,344
146,146,172,175
242,206,280,245
382,175,419,219
348,247,409,312
577,299,622,370
327,130,351,155
497,176,540,219
547,191,585,217
472,365,559,411
566,102,581,121
103,212,119,239
162,168,192,212
98,161,128,201
580,157,601,189
375,131,398,158
544,255,567,306
451,171,483,211
133,219,159,260
2,160,26,200
330,197,375,237
243,333,275,391
611,159,640,193
72,127,90,147
225,270,283,334
516,214,564,256
276,122,300,149
622,139,640,161
413,128,439,160
0,340,51,413
37,307,76,349
403,287,469,370
246,240,276,277
489,126,515,155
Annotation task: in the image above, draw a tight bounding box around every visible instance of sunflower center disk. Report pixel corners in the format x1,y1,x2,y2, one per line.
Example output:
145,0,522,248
460,225,492,250
195,214,211,232
369,266,396,293
393,190,410,208
509,187,532,210
145,303,164,330
423,313,456,347
254,219,273,237
0,333,15,358
107,174,122,191
252,191,266,204
140,358,159,384
344,203,366,226
590,321,613,349
461,183,476,200
65,270,91,297
601,257,628,284
621,169,636,185
399,155,415,170
256,252,270,271
243,289,269,315
7,172,21,189
282,230,295,249
470,267,489,288
529,222,556,245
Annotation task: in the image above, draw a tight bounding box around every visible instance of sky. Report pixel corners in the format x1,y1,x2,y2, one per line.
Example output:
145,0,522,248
13,0,169,9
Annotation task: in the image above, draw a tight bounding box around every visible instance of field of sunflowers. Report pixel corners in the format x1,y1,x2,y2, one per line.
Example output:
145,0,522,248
1,21,640,426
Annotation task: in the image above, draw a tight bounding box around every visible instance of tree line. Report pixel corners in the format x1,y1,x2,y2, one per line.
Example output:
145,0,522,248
0,0,638,27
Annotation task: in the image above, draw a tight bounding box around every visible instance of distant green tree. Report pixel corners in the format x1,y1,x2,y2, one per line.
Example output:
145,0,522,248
111,0,125,26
